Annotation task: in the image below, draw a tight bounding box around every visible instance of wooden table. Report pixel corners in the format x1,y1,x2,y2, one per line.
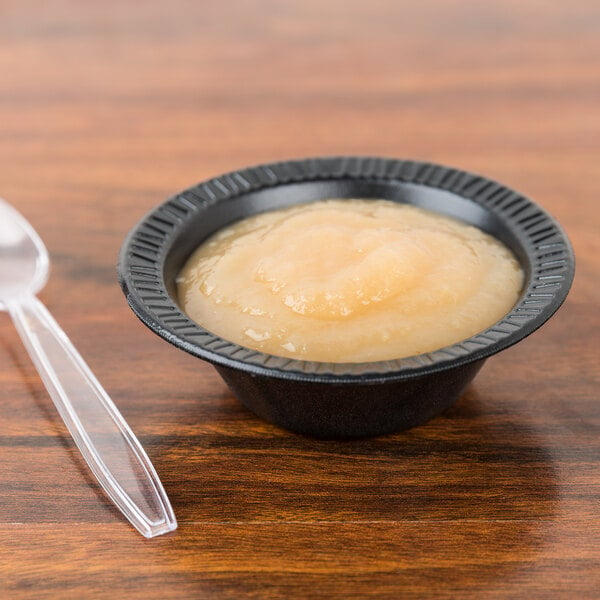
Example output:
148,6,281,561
1,1,598,597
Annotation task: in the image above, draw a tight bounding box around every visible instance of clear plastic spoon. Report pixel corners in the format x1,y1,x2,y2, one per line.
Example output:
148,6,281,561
0,198,177,538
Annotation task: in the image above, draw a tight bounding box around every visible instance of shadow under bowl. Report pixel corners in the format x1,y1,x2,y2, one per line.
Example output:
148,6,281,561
118,157,574,438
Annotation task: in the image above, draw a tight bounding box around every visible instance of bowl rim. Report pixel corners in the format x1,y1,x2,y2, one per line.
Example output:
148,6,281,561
118,156,575,384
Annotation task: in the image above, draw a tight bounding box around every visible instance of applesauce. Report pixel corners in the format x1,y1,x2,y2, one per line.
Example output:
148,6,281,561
176,199,523,362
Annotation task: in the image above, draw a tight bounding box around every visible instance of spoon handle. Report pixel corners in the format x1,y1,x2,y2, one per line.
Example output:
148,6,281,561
7,295,177,538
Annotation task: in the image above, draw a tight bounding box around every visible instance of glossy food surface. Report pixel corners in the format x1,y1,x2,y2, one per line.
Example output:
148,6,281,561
178,199,523,362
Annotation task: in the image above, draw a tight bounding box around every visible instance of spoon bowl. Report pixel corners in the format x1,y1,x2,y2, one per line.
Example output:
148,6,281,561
0,200,48,306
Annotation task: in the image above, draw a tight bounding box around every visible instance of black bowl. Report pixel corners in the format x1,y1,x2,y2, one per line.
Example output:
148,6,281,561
118,157,574,438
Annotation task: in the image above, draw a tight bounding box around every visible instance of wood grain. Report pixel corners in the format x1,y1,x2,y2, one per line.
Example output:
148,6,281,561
1,0,599,598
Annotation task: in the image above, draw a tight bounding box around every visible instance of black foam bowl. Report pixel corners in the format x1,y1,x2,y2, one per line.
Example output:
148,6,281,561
118,157,574,438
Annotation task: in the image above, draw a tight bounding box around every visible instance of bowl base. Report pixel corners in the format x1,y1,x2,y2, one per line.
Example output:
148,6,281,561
215,359,486,439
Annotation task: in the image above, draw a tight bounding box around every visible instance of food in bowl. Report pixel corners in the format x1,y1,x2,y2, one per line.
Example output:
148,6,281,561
118,156,574,438
177,199,524,362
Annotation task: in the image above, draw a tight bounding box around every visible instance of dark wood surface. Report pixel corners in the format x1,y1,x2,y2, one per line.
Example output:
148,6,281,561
1,1,599,598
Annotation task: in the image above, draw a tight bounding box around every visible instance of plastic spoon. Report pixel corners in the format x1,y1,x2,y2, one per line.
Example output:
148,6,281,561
0,198,176,538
